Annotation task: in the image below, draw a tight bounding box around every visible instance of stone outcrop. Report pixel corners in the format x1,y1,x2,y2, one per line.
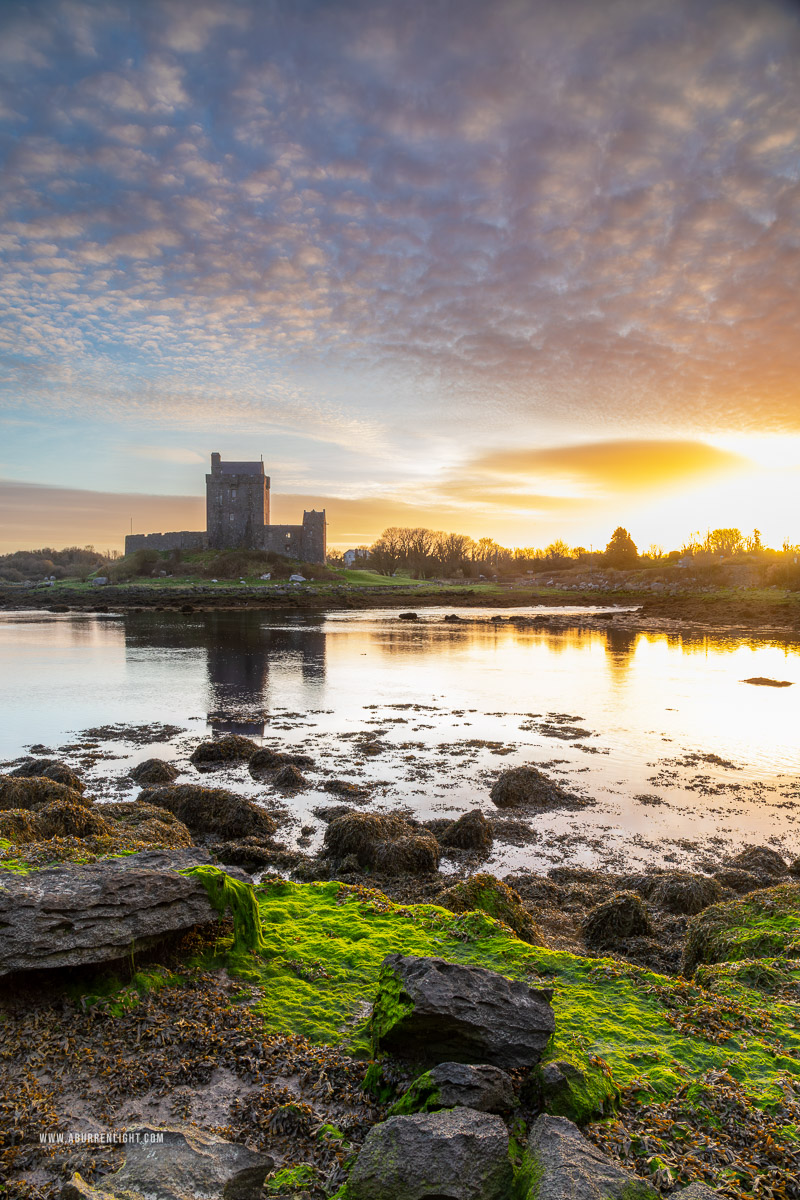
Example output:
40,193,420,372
391,1061,514,1115
62,1125,273,1200
524,1114,658,1200
0,850,231,975
344,1107,512,1200
372,954,554,1068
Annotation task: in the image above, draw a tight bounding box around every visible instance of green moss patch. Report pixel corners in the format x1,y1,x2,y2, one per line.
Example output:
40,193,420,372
437,872,542,944
683,883,800,975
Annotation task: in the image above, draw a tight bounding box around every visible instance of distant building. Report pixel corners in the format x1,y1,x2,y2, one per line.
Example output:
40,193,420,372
343,548,369,568
125,452,326,565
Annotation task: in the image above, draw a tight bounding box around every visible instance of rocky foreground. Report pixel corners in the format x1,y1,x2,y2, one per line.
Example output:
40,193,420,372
2,756,800,1200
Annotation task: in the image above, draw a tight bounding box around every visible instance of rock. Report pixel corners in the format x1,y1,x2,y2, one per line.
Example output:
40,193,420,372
438,809,493,851
790,858,800,879
582,892,653,948
190,734,258,768
272,763,309,791
101,802,195,849
323,778,369,799
130,758,179,785
344,1107,512,1200
490,765,585,809
391,1062,514,1115
137,785,277,840
214,838,284,871
372,833,440,875
524,1114,658,1200
372,954,554,1068
437,873,541,944
0,852,234,974
10,759,86,793
671,1184,721,1199
62,1125,273,1200
618,871,723,915
712,868,765,894
36,799,112,839
683,882,800,975
0,775,90,812
727,845,788,877
9,756,58,778
323,811,416,866
398,611,419,620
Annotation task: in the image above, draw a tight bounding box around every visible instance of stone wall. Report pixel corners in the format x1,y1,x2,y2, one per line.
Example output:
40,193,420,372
206,455,270,551
124,531,206,554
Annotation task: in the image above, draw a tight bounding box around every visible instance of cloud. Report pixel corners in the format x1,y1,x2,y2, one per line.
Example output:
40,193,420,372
129,445,206,464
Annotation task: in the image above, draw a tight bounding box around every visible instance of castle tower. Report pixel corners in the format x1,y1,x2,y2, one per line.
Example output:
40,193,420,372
206,452,270,550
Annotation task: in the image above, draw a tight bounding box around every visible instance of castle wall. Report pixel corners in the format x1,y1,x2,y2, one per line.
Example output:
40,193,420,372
124,531,206,554
262,524,305,558
206,453,269,550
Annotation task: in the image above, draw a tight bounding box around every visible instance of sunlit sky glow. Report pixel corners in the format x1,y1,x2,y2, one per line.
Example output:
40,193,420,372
2,0,800,552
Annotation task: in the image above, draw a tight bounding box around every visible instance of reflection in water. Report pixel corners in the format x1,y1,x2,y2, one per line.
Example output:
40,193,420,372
123,611,326,735
604,625,639,689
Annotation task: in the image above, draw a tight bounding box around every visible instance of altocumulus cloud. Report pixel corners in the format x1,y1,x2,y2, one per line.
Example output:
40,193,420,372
0,0,799,482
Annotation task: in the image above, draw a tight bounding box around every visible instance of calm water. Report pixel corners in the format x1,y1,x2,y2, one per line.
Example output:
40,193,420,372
2,607,799,873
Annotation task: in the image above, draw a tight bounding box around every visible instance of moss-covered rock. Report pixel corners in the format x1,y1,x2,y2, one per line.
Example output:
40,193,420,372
683,883,800,975
437,873,541,944
101,801,194,849
619,871,723,916
272,764,310,792
582,891,653,949
535,1057,620,1124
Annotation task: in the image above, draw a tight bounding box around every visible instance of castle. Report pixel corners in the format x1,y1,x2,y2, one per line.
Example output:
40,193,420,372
124,453,326,565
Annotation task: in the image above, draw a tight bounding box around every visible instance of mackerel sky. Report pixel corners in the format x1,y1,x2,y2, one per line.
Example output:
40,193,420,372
2,0,800,550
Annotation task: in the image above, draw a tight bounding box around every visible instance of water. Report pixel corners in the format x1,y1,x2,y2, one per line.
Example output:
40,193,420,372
2,606,799,873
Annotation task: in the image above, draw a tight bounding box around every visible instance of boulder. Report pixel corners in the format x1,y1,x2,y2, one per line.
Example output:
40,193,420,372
672,1184,721,1199
0,775,90,812
249,747,314,776
10,759,85,792
490,766,585,810
438,809,493,851
437,873,541,944
372,954,554,1068
323,811,415,866
190,734,259,768
537,1058,619,1124
523,1114,658,1200
582,892,653,949
130,758,179,786
62,1125,273,1200
372,833,440,875
712,868,764,894
272,764,309,791
0,808,43,843
727,845,788,877
344,1107,512,1200
0,851,235,974
101,802,194,849
36,799,112,839
323,778,369,799
391,1062,514,1115
136,785,277,840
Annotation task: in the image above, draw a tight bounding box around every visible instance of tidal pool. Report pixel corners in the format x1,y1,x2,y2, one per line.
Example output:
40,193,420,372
1,606,799,873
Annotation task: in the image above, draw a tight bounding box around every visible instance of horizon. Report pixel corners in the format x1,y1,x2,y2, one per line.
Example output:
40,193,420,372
2,1,800,552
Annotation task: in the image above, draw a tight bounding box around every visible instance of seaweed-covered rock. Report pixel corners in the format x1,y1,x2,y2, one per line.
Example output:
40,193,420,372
0,776,90,812
272,764,309,792
213,838,288,872
372,833,440,875
524,1114,658,1200
727,845,788,877
344,1107,512,1200
101,801,194,849
323,812,415,866
323,778,369,799
490,766,585,809
712,868,765,895
390,1062,514,1116
582,891,653,949
62,1125,273,1200
248,748,315,776
438,808,493,851
10,759,86,793
190,734,258,767
137,784,277,840
36,800,112,839
790,857,800,879
619,871,724,915
671,1184,721,1199
9,757,57,778
130,758,179,785
0,855,237,974
372,954,554,1068
683,883,800,976
0,808,42,843
437,873,541,944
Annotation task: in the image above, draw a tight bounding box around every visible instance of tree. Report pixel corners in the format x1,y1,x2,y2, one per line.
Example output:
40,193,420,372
705,528,743,557
604,527,638,568
369,527,404,576
544,539,572,562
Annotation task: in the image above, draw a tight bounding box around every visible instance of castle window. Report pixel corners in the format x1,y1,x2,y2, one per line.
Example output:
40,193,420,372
230,514,235,522
231,488,237,498
286,531,292,539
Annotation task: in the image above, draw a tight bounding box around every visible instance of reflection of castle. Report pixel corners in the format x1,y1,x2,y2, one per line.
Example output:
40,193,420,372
125,453,326,564
124,610,326,735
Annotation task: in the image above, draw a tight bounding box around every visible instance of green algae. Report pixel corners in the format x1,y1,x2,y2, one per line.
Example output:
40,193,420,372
534,1054,620,1124
387,1070,441,1115
263,1163,321,1194
218,880,800,1111
437,872,542,944
683,883,800,975
181,864,265,953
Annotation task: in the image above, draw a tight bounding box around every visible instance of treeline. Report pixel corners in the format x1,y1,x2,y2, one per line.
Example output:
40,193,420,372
334,525,800,580
0,546,114,583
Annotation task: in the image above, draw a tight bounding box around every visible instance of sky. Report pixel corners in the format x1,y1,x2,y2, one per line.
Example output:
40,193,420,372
1,0,800,553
